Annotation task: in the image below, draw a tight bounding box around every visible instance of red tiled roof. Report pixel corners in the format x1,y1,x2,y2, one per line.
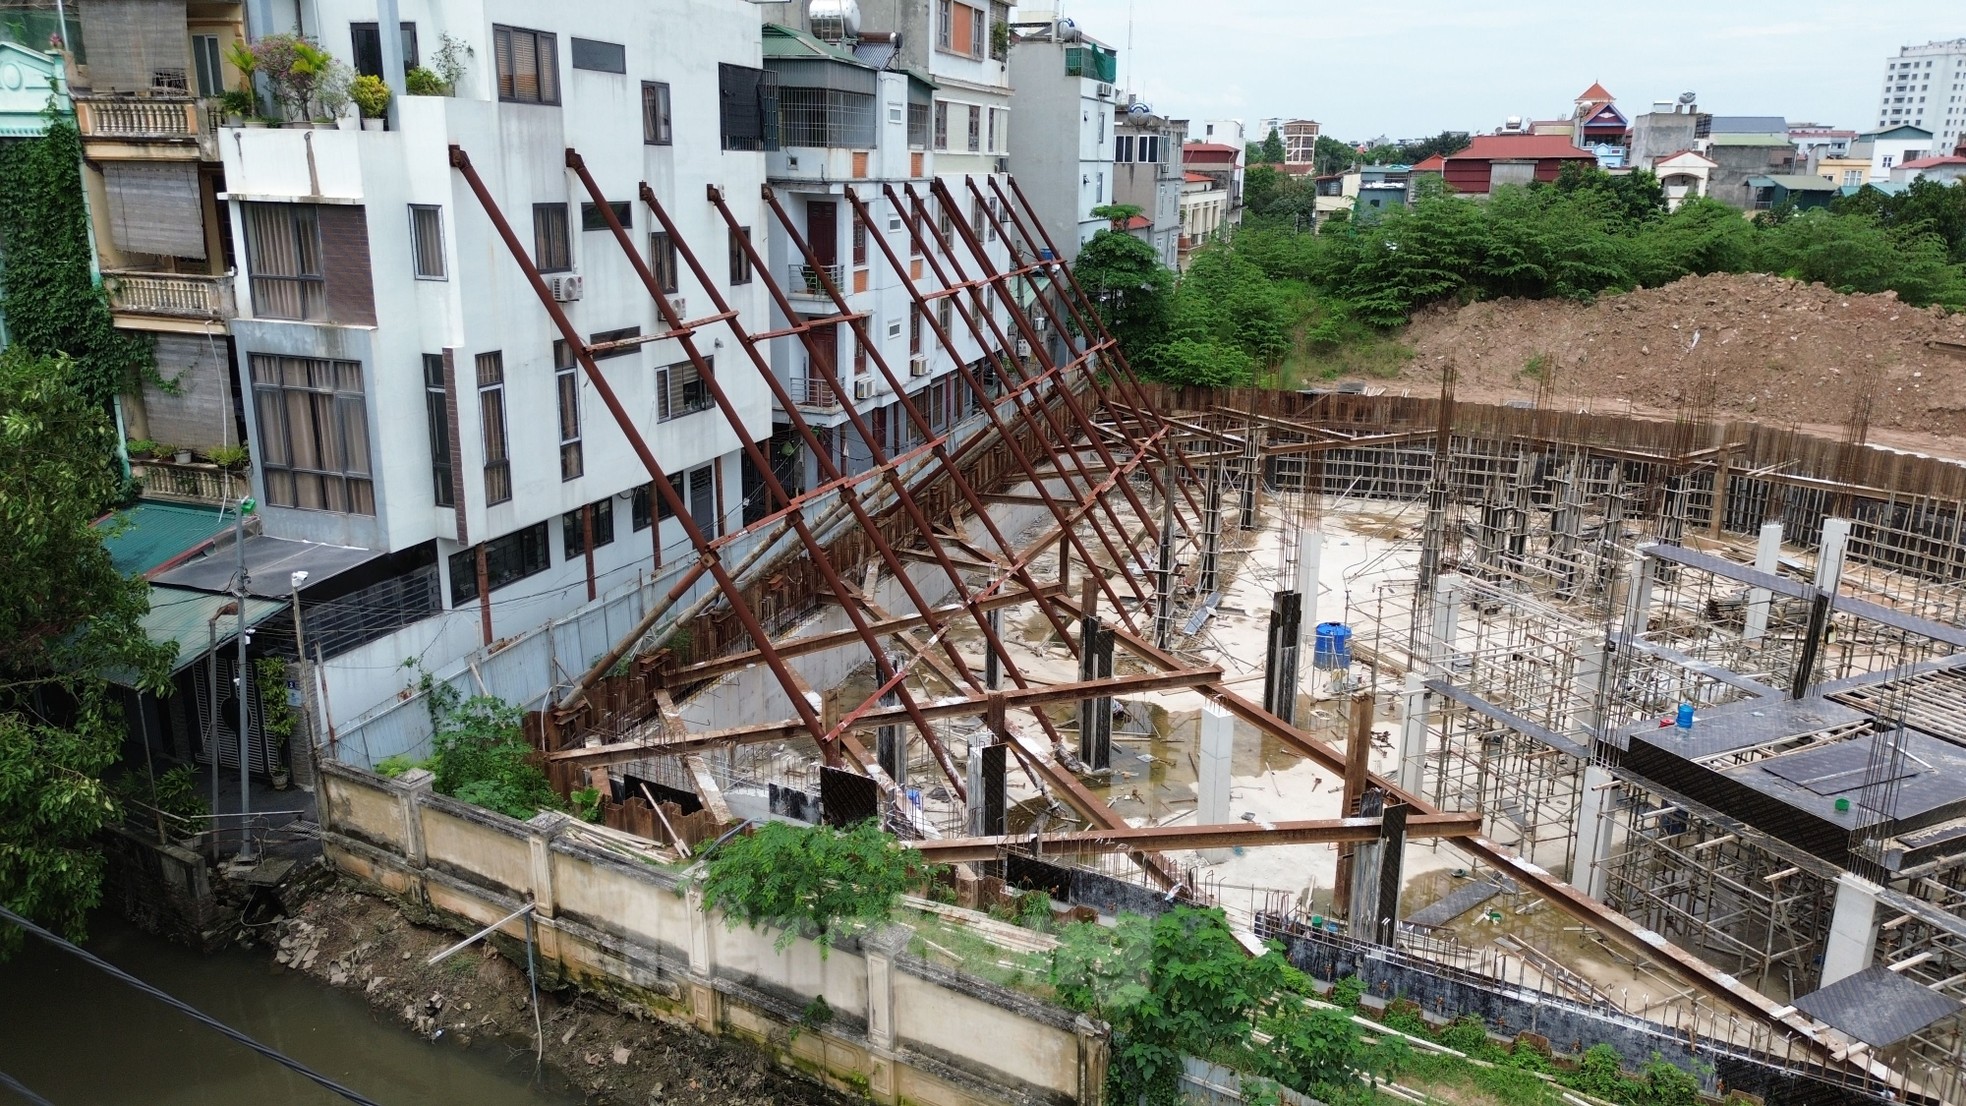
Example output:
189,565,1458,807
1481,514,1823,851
1184,146,1238,164
1449,134,1599,161
1899,155,1966,169
1576,81,1614,103
1184,142,1238,153
1123,214,1152,230
1410,154,1446,171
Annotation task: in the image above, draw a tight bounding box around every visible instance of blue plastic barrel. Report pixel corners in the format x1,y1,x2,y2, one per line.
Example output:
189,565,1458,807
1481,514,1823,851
1313,622,1352,670
1675,703,1694,730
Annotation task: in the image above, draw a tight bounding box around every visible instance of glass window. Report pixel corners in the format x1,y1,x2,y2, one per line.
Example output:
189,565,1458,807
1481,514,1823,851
449,522,550,603
532,203,571,272
192,34,224,98
642,81,672,144
729,226,752,284
657,358,712,421
966,104,981,151
409,204,445,279
688,465,717,538
588,325,641,361
476,352,511,505
562,500,616,558
349,21,419,79
649,231,679,294
580,200,632,232
569,37,625,74
937,0,952,48
493,25,559,104
553,340,582,481
249,354,374,514
934,102,948,150
852,219,867,266
423,354,453,508
243,203,325,321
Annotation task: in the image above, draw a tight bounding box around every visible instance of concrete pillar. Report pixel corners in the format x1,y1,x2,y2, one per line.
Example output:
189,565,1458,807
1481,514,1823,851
684,883,719,1030
1199,464,1224,597
1428,572,1463,672
965,742,1006,837
1294,526,1321,654
1077,626,1114,770
394,768,433,869
1744,521,1782,643
525,810,573,921
862,926,907,1052
1619,556,1653,641
1397,672,1428,796
1238,431,1261,530
1815,516,1851,593
1348,789,1384,930
1197,700,1233,861
1572,640,1607,741
984,606,1002,690
1820,872,1883,987
1263,589,1303,723
1571,765,1615,900
376,0,407,129
877,686,905,789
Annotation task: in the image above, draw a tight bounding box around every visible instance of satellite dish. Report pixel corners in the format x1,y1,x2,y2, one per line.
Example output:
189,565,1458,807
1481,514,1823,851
1127,101,1151,116
1677,91,1697,105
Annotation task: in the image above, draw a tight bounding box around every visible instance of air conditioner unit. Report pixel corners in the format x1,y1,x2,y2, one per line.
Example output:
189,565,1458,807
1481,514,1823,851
909,356,929,377
548,273,584,302
853,377,875,400
1096,83,1113,98
1014,337,1032,357
664,296,686,325
994,156,1010,174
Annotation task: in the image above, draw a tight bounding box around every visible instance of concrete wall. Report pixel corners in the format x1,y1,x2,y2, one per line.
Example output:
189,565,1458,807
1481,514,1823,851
317,761,1108,1104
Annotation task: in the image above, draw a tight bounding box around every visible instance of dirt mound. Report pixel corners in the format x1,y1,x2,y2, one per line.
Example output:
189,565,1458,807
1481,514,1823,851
1391,273,1966,443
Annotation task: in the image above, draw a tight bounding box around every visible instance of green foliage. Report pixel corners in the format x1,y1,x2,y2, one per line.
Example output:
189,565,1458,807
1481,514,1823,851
404,66,446,96
1091,202,1143,229
432,33,474,93
253,658,299,751
0,708,120,958
1749,207,1966,305
112,763,209,825
1328,973,1365,1009
207,443,250,469
569,786,604,823
427,694,558,820
373,753,427,778
0,117,156,410
1073,228,1174,365
1638,1054,1701,1106
1833,178,1966,263
700,820,940,954
350,73,391,118
789,994,834,1043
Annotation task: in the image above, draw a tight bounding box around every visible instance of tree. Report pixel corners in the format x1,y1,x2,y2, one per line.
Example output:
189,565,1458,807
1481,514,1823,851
0,351,171,958
426,694,561,820
1313,135,1355,176
1751,208,1966,306
700,820,940,953
1073,228,1174,367
1091,202,1143,230
1258,127,1285,165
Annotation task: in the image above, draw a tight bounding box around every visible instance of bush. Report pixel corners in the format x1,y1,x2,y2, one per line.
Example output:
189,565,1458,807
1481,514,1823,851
428,695,559,820
351,73,391,118
700,820,940,953
404,66,445,96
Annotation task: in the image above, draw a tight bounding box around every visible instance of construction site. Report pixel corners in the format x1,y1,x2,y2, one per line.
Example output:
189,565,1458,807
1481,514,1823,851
304,158,1966,1106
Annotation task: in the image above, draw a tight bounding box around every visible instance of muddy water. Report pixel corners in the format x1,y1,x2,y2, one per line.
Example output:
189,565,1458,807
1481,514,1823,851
0,915,581,1106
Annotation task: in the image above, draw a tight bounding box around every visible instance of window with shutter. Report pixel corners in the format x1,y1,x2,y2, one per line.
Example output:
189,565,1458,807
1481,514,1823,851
532,203,571,272
494,25,559,104
477,352,511,505
649,232,679,293
250,354,374,514
422,354,454,508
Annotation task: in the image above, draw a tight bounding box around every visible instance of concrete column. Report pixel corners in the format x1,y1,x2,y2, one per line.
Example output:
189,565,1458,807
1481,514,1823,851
877,686,904,789
1077,626,1114,770
1428,572,1463,672
1199,464,1224,597
965,742,1006,837
377,0,407,128
683,884,719,1030
984,606,1002,690
1820,872,1882,987
1572,640,1608,741
1619,556,1653,641
1815,516,1851,593
1397,672,1429,796
1263,589,1302,724
394,768,433,869
1744,521,1782,643
525,810,573,921
1571,765,1615,900
862,927,906,1052
1197,700,1233,861
1348,789,1383,930
1294,526,1321,654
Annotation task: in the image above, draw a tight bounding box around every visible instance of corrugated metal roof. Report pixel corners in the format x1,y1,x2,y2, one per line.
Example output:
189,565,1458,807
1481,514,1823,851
106,585,286,686
761,23,872,67
1706,133,1792,147
1747,174,1838,191
1448,135,1598,161
96,501,237,578
152,535,377,598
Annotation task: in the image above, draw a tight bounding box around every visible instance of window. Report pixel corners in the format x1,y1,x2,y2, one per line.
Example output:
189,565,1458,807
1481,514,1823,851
449,522,550,603
967,104,981,151
192,34,224,97
937,0,952,48
350,21,419,79
562,500,616,557
907,100,930,148
657,358,712,421
532,203,571,271
852,219,867,266
249,354,374,514
632,476,675,531
987,107,1001,152
589,325,641,360
729,226,752,284
778,87,879,148
243,203,325,321
933,101,948,149
552,340,582,481
910,211,924,256
1115,134,1132,162
689,465,717,538
494,24,560,103
971,196,985,236
970,5,986,58
718,63,777,151
423,354,454,508
910,306,923,353
409,204,445,279
937,200,953,237
642,81,672,144
936,297,952,334
569,37,625,74
649,231,679,293
580,200,632,232
1843,169,1863,185
887,319,902,340
1884,154,1895,168
477,352,511,505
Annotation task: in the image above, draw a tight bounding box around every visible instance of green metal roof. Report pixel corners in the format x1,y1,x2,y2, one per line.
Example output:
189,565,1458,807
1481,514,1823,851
1748,174,1839,192
106,586,286,686
96,501,237,578
762,23,872,67
1706,133,1792,147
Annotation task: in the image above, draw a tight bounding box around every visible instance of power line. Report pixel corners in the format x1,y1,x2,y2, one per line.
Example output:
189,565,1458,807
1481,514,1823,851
0,1069,57,1106
0,905,389,1106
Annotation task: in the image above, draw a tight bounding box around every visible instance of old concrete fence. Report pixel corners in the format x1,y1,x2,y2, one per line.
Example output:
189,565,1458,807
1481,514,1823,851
316,761,1108,1105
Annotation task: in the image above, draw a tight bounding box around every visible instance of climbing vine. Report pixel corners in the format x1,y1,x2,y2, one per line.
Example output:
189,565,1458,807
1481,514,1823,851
0,111,155,411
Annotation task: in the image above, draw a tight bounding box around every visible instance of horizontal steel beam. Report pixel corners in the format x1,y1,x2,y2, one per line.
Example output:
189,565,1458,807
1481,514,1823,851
914,812,1484,862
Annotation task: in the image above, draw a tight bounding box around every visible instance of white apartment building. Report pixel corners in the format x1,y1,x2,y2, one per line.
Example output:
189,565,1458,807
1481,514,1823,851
1005,18,1118,261
1192,118,1245,147
1114,106,1183,269
1876,38,1966,155
223,0,775,643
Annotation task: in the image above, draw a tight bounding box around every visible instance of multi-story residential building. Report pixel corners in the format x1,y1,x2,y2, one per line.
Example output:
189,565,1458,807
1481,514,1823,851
1113,103,1182,268
1180,141,1241,215
1790,124,1855,163
70,0,249,459
219,0,777,647
1852,124,1937,182
1005,17,1116,261
1191,118,1243,147
1814,154,1874,190
1176,170,1226,269
1701,132,1799,207
1652,150,1716,210
753,15,1009,492
1280,118,1320,167
1876,39,1966,154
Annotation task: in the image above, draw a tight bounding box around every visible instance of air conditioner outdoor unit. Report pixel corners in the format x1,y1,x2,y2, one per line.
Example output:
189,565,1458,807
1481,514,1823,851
548,273,584,302
994,156,1010,174
909,356,929,377
1014,337,1032,357
663,296,686,327
1096,83,1113,98
853,377,875,400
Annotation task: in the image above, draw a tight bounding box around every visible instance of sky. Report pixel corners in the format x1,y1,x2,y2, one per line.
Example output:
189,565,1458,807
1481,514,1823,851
1016,0,1961,142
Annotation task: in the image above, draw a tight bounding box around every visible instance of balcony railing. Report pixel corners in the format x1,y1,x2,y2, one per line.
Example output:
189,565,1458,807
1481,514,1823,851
105,270,235,321
788,263,844,296
76,95,203,141
131,459,250,506
785,373,843,409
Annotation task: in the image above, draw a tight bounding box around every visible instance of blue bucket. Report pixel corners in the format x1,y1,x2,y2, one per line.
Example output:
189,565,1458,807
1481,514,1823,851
1313,622,1352,670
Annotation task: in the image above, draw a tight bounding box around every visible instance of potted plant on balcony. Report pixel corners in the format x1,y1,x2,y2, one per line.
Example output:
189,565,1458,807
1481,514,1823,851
252,34,330,126
351,74,390,131
221,39,266,125
208,443,249,471
315,57,356,129
404,65,444,96
217,87,256,127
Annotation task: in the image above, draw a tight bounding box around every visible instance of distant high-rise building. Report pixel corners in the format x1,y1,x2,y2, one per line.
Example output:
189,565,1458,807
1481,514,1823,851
1876,39,1966,154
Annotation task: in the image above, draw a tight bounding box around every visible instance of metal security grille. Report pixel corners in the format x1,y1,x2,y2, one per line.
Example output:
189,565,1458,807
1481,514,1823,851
778,88,876,149
78,0,189,91
103,162,205,259
302,566,442,660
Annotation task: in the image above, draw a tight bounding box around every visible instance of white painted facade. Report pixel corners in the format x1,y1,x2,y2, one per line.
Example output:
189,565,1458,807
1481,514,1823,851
223,0,773,642
1005,22,1118,262
1875,38,1966,154
1853,124,1937,183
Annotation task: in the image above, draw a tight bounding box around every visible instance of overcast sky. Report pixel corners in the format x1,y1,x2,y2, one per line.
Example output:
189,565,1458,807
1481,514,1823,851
1018,0,1960,141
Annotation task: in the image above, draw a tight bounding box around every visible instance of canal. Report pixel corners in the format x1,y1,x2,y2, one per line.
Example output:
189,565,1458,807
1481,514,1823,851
0,914,583,1106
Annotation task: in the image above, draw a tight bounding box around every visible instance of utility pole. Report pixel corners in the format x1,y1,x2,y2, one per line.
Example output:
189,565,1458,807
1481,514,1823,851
234,495,256,862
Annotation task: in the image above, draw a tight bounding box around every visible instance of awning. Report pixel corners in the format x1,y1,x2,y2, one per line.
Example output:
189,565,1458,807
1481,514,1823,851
106,585,287,687
96,500,237,578
102,162,206,259
153,534,377,599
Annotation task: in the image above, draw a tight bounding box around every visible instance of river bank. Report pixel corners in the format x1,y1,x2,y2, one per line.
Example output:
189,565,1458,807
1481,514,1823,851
266,880,852,1106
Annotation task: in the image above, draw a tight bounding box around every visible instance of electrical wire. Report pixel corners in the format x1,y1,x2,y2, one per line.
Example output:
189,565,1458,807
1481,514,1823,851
0,905,389,1106
0,1069,57,1106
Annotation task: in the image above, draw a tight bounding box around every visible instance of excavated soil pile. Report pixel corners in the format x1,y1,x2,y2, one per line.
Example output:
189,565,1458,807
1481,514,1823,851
1394,273,1966,440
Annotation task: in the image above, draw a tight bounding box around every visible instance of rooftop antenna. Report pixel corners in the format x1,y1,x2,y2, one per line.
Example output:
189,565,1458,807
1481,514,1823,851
1124,0,1134,92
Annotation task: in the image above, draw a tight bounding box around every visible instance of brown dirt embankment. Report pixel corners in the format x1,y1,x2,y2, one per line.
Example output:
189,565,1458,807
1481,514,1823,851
1386,273,1966,449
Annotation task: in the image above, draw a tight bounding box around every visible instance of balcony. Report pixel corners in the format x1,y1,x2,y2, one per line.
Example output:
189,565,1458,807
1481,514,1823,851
75,95,214,159
131,459,251,506
784,373,843,410
105,270,236,326
788,263,844,299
